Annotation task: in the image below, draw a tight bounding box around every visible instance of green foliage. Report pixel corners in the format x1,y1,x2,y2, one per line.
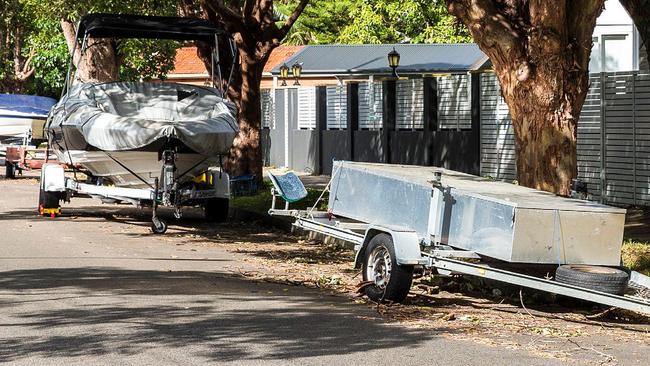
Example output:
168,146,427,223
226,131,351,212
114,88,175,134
25,17,69,96
274,0,470,46
275,0,360,45
0,0,35,93
337,0,471,44
231,180,327,214
622,240,650,276
4,0,180,97
118,39,180,82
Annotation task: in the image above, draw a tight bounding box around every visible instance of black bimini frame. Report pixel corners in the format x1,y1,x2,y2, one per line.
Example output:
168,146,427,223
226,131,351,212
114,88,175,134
62,13,237,96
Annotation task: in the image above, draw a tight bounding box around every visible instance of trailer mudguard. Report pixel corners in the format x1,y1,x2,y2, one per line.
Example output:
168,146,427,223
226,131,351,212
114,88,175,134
41,164,66,192
210,168,230,199
354,226,425,268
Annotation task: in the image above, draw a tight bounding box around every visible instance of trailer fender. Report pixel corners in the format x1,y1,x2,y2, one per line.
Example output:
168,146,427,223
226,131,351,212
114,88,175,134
41,164,66,192
354,226,424,269
210,168,231,198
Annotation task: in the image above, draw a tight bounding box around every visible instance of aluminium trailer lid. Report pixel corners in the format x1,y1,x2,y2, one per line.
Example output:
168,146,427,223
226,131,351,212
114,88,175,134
329,161,625,265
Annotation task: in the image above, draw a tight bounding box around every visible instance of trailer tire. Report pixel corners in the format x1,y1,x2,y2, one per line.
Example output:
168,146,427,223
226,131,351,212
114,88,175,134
5,161,15,179
555,265,629,295
151,217,168,234
362,233,413,303
204,198,229,222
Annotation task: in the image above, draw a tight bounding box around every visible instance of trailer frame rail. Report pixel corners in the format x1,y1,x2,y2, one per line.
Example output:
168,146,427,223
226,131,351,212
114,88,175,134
290,215,650,315
428,255,650,315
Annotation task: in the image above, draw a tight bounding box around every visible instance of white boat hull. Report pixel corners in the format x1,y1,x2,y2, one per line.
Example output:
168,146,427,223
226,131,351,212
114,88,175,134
0,115,46,142
0,104,50,142
56,150,219,189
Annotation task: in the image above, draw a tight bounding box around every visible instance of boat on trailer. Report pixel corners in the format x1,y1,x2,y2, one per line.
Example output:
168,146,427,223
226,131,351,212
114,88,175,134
41,14,239,233
0,94,57,161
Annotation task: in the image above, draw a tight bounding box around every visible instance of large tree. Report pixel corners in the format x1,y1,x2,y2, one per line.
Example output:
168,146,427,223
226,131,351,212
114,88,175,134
0,0,36,93
446,0,605,195
196,0,310,180
620,0,650,67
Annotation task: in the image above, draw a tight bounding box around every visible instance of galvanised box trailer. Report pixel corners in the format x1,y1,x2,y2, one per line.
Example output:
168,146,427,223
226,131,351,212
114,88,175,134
269,161,650,315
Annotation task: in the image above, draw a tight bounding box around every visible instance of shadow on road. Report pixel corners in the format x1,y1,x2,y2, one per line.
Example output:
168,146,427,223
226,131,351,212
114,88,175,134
0,267,447,362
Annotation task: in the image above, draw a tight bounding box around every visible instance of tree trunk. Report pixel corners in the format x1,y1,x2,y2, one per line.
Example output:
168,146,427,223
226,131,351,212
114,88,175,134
227,53,264,179
0,11,34,94
61,19,119,84
619,0,650,67
503,79,582,195
200,0,310,182
447,0,603,195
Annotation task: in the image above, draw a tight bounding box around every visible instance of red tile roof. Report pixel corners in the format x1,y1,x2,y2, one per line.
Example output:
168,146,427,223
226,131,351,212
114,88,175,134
172,47,208,75
264,45,304,73
170,46,304,76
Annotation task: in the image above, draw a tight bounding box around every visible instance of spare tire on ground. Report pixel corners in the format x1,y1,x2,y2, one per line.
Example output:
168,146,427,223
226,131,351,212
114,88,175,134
555,264,629,295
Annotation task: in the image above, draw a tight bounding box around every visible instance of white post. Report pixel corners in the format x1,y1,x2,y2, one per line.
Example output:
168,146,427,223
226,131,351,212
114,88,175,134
284,88,289,168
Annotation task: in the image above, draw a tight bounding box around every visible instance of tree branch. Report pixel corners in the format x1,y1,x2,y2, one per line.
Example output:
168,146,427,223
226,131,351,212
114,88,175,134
258,0,273,19
446,0,524,66
279,0,309,37
619,0,650,63
566,0,605,69
60,19,80,60
243,0,255,20
202,0,245,32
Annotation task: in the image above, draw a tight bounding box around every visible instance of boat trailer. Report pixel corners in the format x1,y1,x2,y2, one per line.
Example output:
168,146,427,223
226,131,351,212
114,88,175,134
268,161,650,315
38,155,230,233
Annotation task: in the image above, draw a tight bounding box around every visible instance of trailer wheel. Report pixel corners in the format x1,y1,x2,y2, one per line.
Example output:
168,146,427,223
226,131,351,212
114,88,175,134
5,161,15,179
555,265,629,295
362,233,413,303
151,217,168,234
204,198,229,222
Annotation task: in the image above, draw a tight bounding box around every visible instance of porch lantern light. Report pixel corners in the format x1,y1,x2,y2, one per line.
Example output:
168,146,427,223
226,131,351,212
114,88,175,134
387,47,400,78
291,62,303,86
280,63,289,86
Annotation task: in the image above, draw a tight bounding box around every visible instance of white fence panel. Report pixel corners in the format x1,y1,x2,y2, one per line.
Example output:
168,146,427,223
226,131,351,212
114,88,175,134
261,89,274,129
479,73,516,181
633,73,650,204
359,81,383,129
396,79,424,130
577,74,603,199
297,87,316,130
326,85,347,129
438,74,472,130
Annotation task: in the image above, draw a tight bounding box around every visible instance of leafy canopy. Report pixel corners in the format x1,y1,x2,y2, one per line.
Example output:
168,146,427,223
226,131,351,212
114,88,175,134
276,0,470,45
5,0,471,96
338,0,470,44
8,0,180,97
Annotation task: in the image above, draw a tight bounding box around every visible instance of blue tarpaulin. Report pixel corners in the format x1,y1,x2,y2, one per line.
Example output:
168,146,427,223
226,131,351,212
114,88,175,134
0,94,57,117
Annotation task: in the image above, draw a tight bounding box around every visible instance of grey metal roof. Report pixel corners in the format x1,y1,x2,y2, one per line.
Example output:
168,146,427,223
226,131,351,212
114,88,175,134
271,44,490,75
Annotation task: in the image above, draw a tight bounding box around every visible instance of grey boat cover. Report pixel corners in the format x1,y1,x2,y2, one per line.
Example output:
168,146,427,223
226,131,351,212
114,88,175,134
48,82,238,156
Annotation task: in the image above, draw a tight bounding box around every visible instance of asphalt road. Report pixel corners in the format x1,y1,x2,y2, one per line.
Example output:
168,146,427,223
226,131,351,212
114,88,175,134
0,172,634,365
